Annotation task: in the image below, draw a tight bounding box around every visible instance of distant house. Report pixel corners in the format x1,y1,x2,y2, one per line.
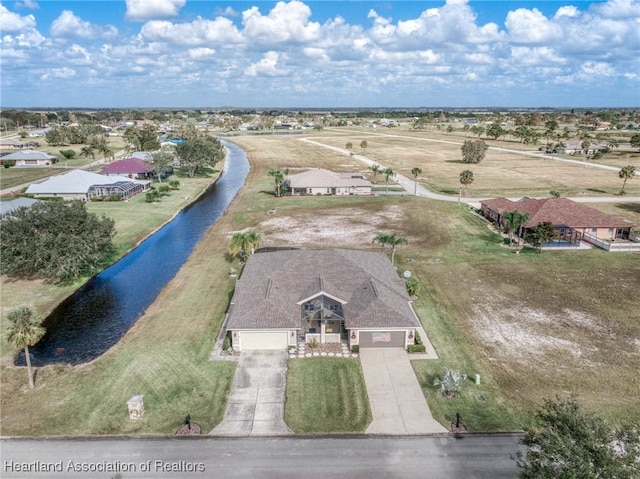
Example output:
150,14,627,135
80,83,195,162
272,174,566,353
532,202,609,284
0,150,56,166
480,197,635,247
285,168,372,196
101,157,155,179
26,170,150,201
226,249,420,351
557,140,610,155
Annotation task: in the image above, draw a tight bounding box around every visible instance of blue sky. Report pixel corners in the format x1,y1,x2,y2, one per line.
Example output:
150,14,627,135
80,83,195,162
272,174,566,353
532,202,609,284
1,0,639,108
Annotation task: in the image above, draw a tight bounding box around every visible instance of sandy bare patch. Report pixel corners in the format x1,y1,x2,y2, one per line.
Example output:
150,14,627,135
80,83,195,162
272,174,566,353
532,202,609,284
472,297,602,369
259,204,405,248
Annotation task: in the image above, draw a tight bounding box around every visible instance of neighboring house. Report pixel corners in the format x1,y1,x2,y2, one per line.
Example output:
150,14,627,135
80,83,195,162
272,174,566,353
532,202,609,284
129,151,154,161
101,157,155,179
285,168,372,196
25,169,150,201
226,249,420,352
0,197,40,216
0,150,55,166
480,197,635,246
557,140,610,155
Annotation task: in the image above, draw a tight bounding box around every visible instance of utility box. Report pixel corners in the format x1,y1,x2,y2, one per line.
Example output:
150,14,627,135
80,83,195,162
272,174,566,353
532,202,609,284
127,395,145,419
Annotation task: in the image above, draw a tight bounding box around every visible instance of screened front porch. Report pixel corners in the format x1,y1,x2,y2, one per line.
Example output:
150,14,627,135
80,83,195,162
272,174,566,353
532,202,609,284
300,294,346,344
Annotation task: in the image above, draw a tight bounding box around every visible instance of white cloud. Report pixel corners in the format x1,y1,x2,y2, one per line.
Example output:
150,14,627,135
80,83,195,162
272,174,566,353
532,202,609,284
140,17,242,46
40,67,76,81
0,4,36,31
50,10,117,40
125,0,186,22
242,1,320,46
554,6,580,19
505,8,562,44
244,51,289,76
188,47,215,60
14,0,39,10
591,0,640,18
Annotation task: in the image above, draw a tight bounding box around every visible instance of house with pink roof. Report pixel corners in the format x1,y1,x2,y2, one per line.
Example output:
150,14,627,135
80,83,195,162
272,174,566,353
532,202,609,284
101,157,154,179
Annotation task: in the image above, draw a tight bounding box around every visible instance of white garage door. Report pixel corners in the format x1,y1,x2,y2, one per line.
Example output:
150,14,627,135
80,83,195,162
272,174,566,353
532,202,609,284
240,331,289,350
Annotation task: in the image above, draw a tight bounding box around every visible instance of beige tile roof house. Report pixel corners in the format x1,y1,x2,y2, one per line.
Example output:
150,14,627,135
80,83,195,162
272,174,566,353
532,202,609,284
226,249,420,351
285,168,372,196
480,197,635,248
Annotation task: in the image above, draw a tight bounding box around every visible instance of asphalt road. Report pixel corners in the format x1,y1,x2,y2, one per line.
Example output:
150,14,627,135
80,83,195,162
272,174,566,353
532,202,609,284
1,435,522,479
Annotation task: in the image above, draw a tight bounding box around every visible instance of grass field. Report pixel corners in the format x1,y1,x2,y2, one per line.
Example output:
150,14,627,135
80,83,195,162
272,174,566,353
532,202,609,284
285,358,371,433
1,128,638,435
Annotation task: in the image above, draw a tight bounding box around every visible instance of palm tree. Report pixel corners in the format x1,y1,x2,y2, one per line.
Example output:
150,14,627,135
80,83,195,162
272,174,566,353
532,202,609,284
459,170,474,196
619,165,636,195
268,168,288,198
372,232,390,252
80,145,95,170
2,307,45,389
383,168,395,196
369,163,381,181
411,167,422,196
386,233,408,265
502,211,530,246
229,231,261,261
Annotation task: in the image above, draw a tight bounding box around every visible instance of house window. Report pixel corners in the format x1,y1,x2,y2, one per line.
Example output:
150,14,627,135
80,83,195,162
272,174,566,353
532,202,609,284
608,228,614,236
326,188,331,194
592,228,597,234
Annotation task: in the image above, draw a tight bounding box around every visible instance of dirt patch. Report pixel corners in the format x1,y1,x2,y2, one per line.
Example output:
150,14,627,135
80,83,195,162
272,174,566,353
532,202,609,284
472,296,603,370
258,204,407,248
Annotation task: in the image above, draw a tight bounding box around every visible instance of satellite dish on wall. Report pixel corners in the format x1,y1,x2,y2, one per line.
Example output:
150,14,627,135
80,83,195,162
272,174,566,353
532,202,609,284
403,271,412,278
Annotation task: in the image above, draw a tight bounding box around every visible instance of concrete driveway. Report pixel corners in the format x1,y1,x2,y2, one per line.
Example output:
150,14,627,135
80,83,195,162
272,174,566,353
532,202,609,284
211,351,293,436
360,348,448,435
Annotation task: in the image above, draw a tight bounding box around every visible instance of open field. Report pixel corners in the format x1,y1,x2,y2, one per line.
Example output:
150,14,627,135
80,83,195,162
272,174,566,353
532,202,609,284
285,358,371,433
304,126,640,198
1,128,638,435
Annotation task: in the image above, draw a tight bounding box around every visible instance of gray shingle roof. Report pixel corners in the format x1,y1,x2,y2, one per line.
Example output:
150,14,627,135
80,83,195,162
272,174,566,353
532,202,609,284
227,249,419,330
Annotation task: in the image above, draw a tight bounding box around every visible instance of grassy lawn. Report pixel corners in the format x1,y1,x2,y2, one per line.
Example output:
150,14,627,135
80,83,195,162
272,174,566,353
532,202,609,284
285,358,371,433
1,130,638,436
0,167,68,191
0,214,237,436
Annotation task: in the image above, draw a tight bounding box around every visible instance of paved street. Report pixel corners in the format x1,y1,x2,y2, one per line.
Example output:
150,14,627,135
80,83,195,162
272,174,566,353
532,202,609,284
1,435,522,479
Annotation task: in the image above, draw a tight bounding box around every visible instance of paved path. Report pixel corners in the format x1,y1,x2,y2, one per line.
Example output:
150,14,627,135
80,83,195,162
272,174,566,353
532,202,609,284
211,351,293,436
360,348,448,435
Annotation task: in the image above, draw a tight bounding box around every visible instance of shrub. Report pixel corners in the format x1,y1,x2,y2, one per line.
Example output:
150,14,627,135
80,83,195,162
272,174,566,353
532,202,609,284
408,344,425,353
351,345,359,353
158,185,170,195
433,368,467,398
414,330,423,345
145,191,160,203
222,336,231,351
108,194,121,202
169,180,180,190
406,278,419,296
309,336,319,349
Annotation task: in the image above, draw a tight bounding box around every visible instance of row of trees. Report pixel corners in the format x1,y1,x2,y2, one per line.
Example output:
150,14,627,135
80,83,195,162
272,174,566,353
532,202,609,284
372,232,407,265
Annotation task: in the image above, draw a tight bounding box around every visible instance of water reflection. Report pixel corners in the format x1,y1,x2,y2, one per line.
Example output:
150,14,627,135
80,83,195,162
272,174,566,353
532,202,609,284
18,141,249,366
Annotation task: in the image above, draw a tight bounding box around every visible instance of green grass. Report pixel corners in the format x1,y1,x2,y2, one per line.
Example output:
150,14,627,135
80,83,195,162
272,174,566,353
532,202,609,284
0,167,67,191
285,358,371,433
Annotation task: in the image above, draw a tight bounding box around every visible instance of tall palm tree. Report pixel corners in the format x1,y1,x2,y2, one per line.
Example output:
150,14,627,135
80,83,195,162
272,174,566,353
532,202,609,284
386,233,408,265
268,168,288,198
502,211,520,245
411,167,422,195
383,168,395,196
2,307,45,389
80,145,95,170
459,170,474,196
619,165,636,195
372,232,390,252
369,163,381,181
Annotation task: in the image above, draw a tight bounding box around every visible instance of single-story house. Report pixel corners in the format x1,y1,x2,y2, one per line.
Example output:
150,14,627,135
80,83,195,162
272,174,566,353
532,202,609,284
101,157,155,179
25,169,150,201
226,249,420,351
285,168,372,196
0,150,56,166
480,197,635,244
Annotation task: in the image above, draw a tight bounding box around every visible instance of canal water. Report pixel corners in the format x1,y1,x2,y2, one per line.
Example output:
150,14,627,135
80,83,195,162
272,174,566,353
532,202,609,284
21,140,250,366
